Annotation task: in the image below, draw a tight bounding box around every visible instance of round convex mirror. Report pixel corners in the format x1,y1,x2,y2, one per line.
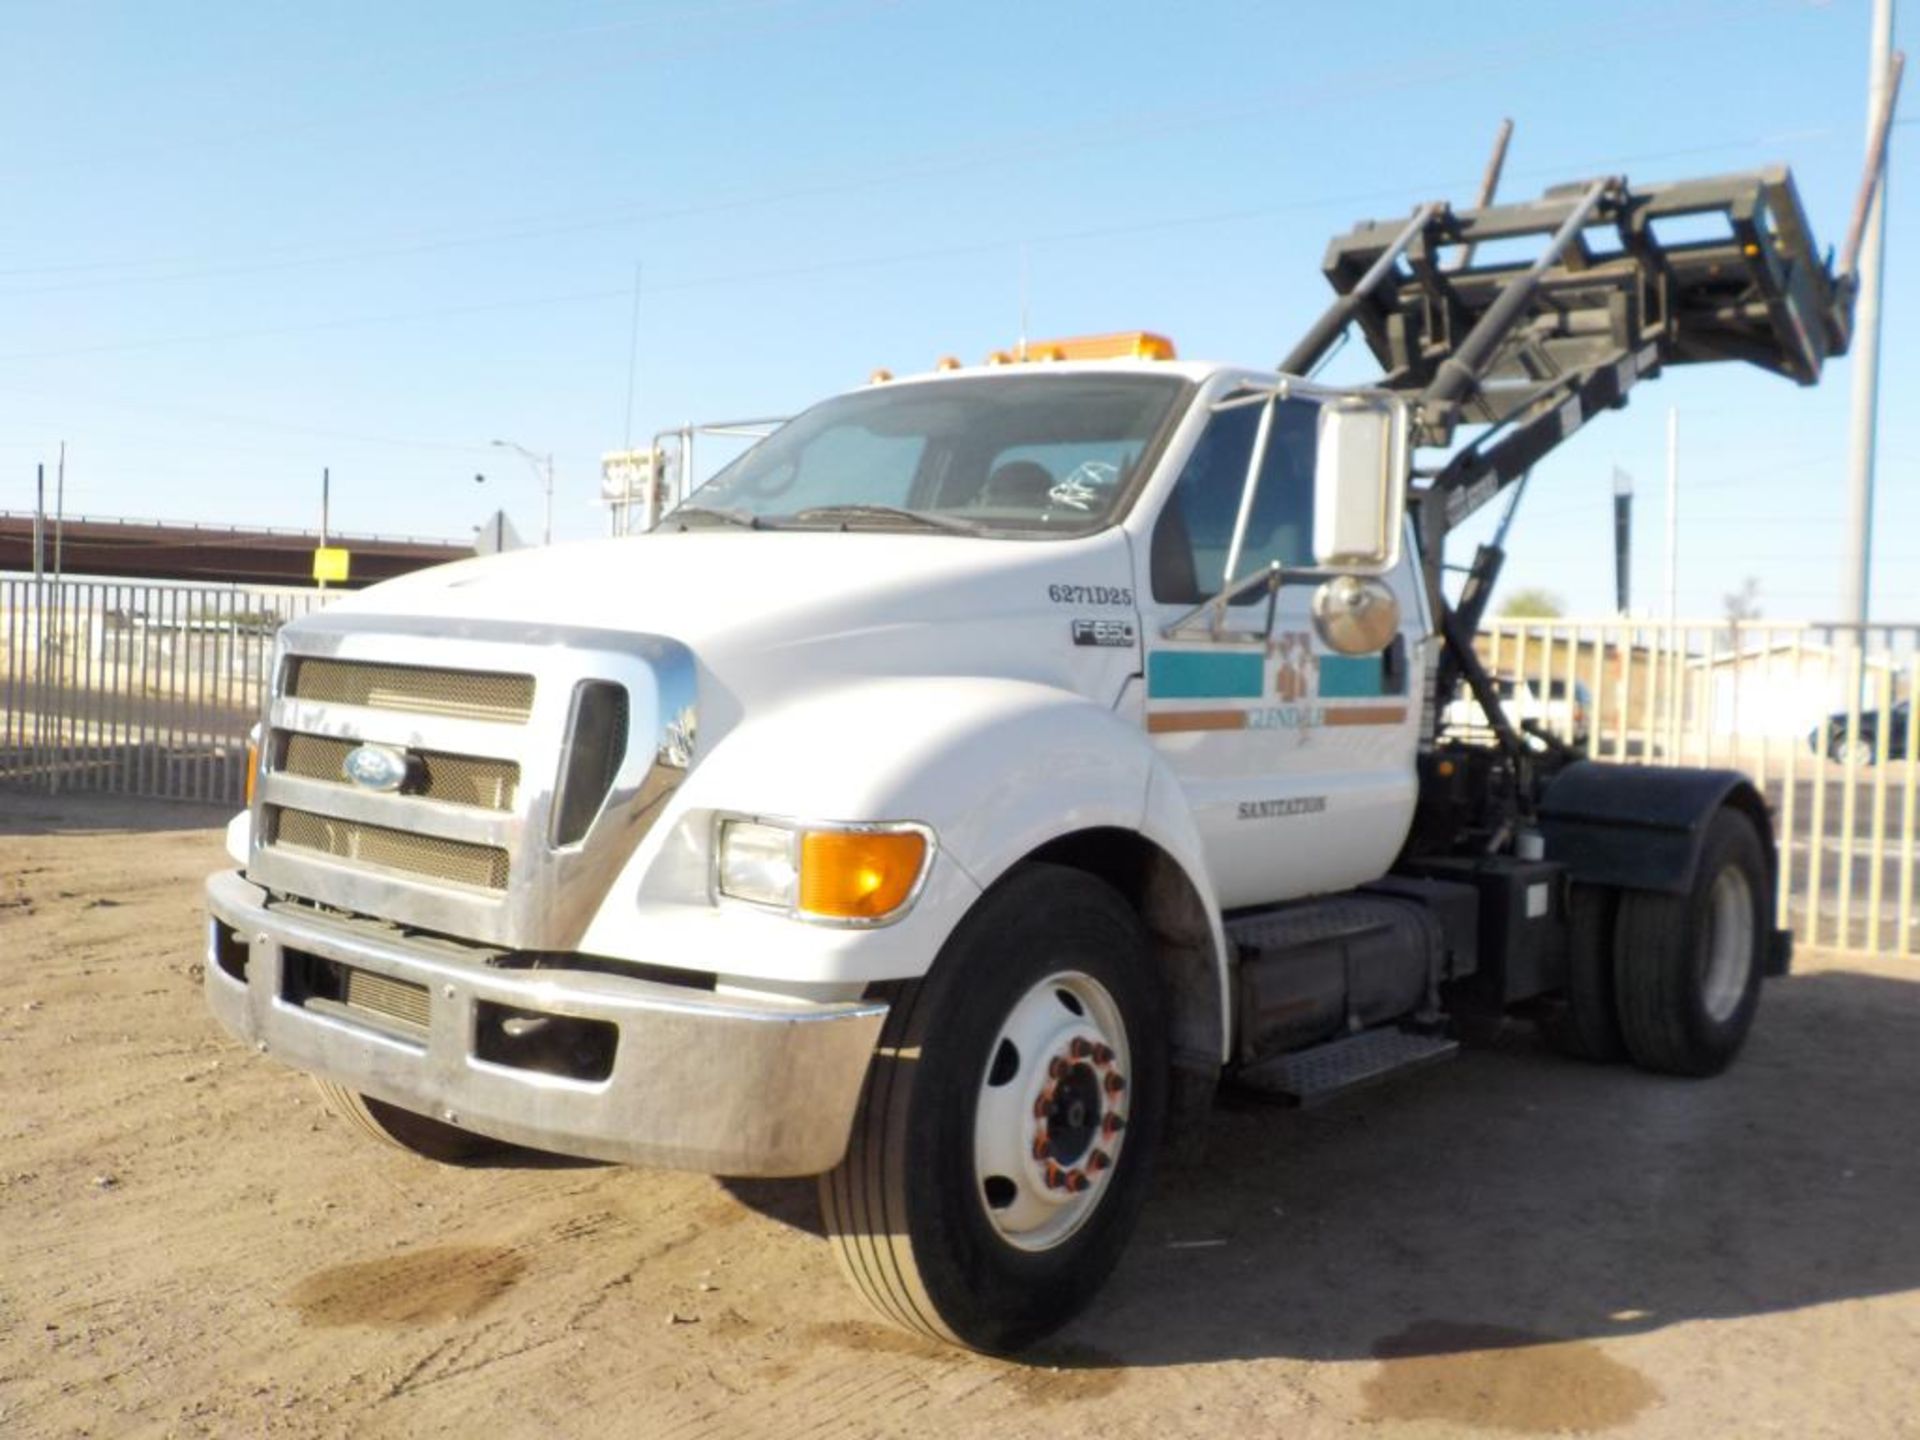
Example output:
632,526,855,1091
1311,575,1400,655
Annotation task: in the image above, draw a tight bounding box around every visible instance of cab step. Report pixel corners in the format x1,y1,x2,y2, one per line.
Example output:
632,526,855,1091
1236,1027,1459,1108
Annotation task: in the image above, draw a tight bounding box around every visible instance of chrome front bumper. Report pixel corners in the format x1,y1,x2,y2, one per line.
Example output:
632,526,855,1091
203,870,888,1176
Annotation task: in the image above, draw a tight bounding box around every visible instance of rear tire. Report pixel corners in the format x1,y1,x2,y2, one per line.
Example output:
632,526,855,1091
1541,884,1625,1062
819,863,1167,1354
312,1079,509,1164
1613,808,1768,1077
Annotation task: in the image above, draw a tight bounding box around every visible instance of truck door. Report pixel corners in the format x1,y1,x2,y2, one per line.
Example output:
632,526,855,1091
1133,385,1423,908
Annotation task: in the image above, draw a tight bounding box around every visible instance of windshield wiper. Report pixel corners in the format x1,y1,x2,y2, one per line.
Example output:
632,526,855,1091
783,504,986,535
669,504,761,530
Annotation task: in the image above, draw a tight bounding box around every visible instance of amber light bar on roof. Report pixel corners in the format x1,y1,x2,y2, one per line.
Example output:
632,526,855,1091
985,331,1177,364
867,331,1177,384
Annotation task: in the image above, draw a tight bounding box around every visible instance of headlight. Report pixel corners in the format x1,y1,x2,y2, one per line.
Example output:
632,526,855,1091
716,820,800,909
715,818,932,924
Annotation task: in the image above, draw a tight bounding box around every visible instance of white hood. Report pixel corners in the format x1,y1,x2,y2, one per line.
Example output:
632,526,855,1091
325,528,1145,714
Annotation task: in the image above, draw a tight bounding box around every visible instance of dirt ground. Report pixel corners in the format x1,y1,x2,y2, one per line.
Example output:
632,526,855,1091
2,795,1917,1440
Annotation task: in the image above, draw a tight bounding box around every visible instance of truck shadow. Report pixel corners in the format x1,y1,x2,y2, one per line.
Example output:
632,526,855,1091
721,966,1920,1370
1072,964,1920,1367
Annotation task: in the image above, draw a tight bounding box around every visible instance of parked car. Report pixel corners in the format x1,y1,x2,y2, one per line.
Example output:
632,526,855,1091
1808,699,1910,764
1442,674,1591,750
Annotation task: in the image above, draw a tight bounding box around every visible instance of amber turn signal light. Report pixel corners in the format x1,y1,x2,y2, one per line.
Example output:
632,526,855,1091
798,829,928,921
244,725,262,806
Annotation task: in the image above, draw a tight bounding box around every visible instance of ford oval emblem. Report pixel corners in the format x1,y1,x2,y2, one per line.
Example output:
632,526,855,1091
342,743,411,793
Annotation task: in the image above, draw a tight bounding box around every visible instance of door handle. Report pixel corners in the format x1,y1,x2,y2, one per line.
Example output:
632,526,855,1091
1382,634,1409,695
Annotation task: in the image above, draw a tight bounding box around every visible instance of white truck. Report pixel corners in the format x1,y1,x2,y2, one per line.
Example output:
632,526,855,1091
204,160,1876,1352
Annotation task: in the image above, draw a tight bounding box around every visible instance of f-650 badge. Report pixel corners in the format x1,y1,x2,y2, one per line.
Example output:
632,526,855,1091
1071,619,1136,648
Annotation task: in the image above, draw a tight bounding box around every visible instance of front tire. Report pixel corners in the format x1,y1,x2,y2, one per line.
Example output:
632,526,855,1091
819,863,1167,1353
312,1079,509,1164
1614,808,1769,1077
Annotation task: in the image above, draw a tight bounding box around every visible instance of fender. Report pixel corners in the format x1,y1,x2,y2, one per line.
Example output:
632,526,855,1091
577,676,1227,1002
1538,760,1779,899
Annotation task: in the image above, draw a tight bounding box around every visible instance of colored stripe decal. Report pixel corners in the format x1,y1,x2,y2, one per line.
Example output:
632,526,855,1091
1317,654,1386,699
1147,651,1265,700
1323,705,1409,727
1147,709,1248,734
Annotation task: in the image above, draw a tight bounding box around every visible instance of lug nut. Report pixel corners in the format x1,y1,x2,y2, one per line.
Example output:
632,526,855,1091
1069,1038,1093,1060
1104,1071,1126,1095
1101,1112,1126,1137
1032,1093,1051,1119
1091,1043,1115,1066
1045,1162,1066,1190
1048,1057,1070,1080
1065,1169,1091,1193
1032,1134,1050,1161
1087,1148,1112,1173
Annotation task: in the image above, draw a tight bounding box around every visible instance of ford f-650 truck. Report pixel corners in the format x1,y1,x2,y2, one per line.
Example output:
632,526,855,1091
204,150,1890,1352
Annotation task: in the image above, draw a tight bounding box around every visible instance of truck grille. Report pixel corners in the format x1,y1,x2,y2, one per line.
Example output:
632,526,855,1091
251,619,695,950
277,732,520,811
285,658,534,724
271,807,511,891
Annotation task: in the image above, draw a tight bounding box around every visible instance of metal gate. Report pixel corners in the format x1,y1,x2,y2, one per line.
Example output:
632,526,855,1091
5,579,1915,957
1,574,330,806
1475,618,1917,958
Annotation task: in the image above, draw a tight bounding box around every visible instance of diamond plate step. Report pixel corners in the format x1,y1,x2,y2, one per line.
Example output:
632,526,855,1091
1236,1027,1458,1108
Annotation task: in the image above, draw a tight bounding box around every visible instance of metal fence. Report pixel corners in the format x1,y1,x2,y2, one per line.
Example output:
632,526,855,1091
3,578,1914,957
1,574,330,806
1477,618,1918,959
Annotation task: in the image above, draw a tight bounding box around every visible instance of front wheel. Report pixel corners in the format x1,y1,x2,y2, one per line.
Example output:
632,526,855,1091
312,1079,511,1164
819,863,1167,1353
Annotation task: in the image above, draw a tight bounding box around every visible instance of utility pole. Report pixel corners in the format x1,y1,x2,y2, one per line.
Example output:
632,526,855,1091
54,442,66,583
1844,0,1896,636
32,462,45,790
1612,466,1633,616
32,462,44,582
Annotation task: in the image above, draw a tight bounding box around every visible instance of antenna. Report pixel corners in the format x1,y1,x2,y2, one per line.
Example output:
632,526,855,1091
623,261,644,449
1017,243,1031,362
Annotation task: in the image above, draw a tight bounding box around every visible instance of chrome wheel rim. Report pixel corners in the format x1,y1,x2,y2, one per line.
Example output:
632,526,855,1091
1701,866,1755,1024
972,971,1130,1253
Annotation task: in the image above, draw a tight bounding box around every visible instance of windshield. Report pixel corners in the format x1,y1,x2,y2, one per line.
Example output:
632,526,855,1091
670,373,1189,537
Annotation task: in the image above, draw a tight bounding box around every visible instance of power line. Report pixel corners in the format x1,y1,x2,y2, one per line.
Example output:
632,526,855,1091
0,124,1856,367
0,3,1816,299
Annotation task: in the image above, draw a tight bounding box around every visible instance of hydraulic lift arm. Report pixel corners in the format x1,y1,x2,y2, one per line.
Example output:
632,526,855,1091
1285,56,1905,750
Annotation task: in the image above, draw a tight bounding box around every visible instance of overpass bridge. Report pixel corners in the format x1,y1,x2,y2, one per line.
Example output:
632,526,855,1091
0,512,472,588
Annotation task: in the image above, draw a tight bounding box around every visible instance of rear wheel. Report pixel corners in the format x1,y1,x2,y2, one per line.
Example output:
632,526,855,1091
1613,808,1769,1077
312,1079,509,1164
819,863,1167,1353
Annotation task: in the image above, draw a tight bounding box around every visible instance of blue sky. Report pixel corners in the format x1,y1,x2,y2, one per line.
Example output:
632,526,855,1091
0,0,1912,620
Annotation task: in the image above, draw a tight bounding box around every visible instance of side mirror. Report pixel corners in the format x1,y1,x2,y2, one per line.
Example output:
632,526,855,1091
1312,397,1408,573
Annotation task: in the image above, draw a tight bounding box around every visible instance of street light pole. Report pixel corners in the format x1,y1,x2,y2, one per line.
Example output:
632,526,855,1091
319,465,331,593
490,439,554,545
